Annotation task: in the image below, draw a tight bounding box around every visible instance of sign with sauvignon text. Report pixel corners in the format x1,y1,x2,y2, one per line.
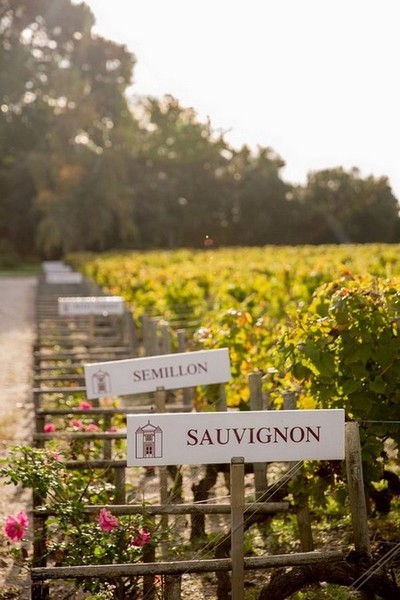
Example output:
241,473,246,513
127,409,345,466
58,296,125,316
84,348,231,399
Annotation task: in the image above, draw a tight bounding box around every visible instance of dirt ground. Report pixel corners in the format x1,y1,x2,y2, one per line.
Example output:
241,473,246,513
0,276,37,599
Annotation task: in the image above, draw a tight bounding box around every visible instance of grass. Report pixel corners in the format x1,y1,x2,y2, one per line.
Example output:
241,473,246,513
0,264,41,277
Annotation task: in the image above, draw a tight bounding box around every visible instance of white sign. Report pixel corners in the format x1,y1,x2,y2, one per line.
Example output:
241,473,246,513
84,348,231,399
58,296,125,316
127,409,345,466
46,272,83,284
42,261,72,272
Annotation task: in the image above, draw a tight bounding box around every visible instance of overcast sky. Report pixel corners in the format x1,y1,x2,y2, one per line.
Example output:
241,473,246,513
77,0,400,199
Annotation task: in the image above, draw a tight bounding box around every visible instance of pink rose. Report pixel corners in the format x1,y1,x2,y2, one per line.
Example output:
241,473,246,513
98,508,119,532
131,527,151,547
44,423,56,433
69,419,84,430
85,423,99,432
4,512,29,542
79,401,93,410
48,451,62,462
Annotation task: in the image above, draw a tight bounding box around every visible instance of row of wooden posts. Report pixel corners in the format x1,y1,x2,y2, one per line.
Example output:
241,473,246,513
29,265,373,599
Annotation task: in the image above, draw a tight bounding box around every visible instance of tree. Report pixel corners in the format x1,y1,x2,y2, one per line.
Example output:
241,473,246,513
231,145,293,246
296,167,400,244
129,94,233,249
0,0,138,256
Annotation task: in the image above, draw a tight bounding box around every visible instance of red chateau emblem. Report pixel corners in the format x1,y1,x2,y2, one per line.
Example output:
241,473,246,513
135,420,163,459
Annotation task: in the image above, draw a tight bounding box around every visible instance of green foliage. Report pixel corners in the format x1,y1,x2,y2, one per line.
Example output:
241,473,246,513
1,0,138,257
72,245,400,516
71,244,400,412
278,273,400,488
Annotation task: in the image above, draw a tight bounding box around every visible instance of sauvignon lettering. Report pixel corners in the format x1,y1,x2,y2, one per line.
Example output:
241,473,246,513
133,361,208,382
187,425,321,446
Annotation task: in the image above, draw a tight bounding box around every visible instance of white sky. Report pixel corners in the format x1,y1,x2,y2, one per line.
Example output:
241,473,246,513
78,0,400,199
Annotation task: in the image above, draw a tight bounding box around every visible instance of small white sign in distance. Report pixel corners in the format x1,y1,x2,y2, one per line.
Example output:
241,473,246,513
42,261,72,272
127,409,345,466
84,348,231,399
58,296,125,316
46,272,83,284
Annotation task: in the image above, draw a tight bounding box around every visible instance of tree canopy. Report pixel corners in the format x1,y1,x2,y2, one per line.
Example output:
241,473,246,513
1,0,399,260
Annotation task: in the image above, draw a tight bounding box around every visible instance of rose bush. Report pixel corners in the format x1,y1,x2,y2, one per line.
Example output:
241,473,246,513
0,445,161,599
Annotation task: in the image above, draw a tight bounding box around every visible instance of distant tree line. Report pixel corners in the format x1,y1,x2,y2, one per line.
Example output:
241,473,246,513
1,0,399,260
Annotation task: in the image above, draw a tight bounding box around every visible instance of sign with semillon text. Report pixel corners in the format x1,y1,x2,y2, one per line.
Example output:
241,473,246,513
127,409,345,466
58,296,125,316
84,348,231,399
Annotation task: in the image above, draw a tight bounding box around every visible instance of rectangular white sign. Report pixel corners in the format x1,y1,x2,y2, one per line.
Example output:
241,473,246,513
58,296,125,316
46,272,83,284
84,348,231,399
42,261,72,272
127,409,345,466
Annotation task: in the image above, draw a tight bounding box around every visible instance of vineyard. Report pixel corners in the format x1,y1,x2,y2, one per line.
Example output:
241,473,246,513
2,243,400,599
70,243,400,412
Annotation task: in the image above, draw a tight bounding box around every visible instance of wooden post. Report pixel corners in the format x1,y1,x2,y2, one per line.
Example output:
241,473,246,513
142,527,156,600
155,388,169,559
249,372,267,499
216,383,227,411
177,329,192,407
164,574,182,599
114,467,126,504
345,421,373,600
103,414,112,460
159,321,172,354
88,314,95,345
123,308,138,356
32,491,49,600
283,390,314,552
141,313,150,355
148,318,160,356
231,457,245,600
345,422,371,554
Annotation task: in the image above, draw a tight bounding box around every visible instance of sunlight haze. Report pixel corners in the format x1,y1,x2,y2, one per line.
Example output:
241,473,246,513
77,0,400,199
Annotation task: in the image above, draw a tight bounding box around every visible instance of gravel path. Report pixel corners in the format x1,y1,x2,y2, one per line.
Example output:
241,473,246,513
0,276,37,599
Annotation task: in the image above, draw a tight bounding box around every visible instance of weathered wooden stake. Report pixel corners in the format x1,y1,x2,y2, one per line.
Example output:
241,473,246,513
177,329,192,407
283,390,314,551
249,372,267,499
231,457,245,600
160,321,172,354
164,574,182,599
345,421,374,600
345,422,371,554
216,383,227,411
155,388,169,559
148,317,160,356
88,314,95,345
142,532,156,600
